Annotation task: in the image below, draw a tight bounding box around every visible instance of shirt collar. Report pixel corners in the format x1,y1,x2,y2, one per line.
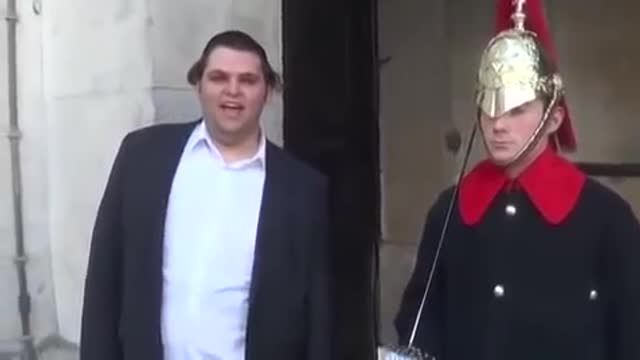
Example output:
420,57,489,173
187,120,266,169
458,146,586,225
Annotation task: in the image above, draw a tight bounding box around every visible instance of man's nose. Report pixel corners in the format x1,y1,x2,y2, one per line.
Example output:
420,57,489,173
225,78,240,96
492,116,508,132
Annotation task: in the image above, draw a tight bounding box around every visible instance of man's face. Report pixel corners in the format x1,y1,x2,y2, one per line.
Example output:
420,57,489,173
480,99,562,163
197,46,269,141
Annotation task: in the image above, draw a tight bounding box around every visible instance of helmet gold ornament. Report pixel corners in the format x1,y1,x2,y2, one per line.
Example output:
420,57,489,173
475,0,577,165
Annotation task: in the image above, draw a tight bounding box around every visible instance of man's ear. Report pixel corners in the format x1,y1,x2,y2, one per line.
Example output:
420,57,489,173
264,86,272,101
546,105,565,134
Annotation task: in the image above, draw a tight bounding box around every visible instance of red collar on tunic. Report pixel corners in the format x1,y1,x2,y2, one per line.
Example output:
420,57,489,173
458,146,586,225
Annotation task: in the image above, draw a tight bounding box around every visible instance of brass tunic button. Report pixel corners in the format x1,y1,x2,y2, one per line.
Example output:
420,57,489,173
493,284,505,298
505,204,517,216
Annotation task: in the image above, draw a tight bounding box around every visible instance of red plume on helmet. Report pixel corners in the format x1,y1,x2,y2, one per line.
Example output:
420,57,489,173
494,0,577,152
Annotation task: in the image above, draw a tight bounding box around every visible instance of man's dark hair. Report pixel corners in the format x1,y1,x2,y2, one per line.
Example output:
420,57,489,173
187,30,281,91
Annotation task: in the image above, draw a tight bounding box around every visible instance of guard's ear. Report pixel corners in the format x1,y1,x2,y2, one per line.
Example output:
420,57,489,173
546,105,565,135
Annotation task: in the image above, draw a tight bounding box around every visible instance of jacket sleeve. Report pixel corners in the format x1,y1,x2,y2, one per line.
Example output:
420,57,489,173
307,177,333,360
607,199,640,360
80,135,131,360
394,189,450,358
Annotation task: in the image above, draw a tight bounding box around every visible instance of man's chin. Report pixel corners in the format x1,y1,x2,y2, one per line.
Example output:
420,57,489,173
212,118,247,134
488,149,516,165
208,121,259,143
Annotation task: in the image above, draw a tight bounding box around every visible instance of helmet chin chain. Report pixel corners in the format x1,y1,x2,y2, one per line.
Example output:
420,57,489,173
481,81,562,170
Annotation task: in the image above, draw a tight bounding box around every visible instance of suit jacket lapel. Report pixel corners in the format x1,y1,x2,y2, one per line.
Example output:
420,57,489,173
246,142,288,353
149,120,200,262
149,123,196,266
144,120,199,349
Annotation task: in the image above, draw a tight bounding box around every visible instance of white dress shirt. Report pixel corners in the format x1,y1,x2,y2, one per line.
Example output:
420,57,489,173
161,121,266,360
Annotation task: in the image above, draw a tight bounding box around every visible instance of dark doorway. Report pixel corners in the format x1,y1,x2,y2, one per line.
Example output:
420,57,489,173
282,0,380,359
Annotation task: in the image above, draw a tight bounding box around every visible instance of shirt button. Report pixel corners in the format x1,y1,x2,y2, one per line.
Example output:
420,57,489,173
493,284,505,298
589,289,598,300
505,204,517,216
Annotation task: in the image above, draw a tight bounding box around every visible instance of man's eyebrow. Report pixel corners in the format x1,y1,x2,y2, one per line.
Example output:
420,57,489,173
205,69,227,75
205,69,260,77
238,72,260,78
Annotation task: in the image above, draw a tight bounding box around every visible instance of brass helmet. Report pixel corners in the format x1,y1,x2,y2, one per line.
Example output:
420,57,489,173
475,0,577,165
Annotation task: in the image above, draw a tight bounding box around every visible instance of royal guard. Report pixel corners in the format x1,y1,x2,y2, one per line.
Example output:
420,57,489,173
390,0,640,359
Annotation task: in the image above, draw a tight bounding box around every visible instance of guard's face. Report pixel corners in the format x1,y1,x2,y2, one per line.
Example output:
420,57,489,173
197,46,269,142
480,99,563,164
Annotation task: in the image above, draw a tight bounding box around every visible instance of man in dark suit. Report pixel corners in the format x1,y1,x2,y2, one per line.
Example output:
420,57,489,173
80,30,332,360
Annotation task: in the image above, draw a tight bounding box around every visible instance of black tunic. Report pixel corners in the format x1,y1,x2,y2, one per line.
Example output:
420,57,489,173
395,178,640,360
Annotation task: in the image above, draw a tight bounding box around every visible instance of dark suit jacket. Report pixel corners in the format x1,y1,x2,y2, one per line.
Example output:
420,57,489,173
80,120,332,360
